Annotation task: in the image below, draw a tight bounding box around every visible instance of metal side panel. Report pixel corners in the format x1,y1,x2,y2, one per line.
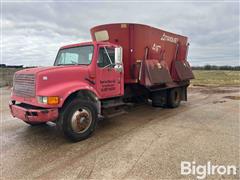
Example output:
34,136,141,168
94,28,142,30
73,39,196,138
175,60,194,81
145,60,173,85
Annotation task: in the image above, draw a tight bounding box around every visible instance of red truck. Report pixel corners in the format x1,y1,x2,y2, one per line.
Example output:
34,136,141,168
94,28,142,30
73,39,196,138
9,23,194,141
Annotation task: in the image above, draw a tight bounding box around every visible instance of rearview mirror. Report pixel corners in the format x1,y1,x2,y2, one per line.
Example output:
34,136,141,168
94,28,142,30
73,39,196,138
114,47,123,72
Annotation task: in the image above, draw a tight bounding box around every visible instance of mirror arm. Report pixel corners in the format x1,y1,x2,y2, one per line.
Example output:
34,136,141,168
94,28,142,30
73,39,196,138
103,63,115,69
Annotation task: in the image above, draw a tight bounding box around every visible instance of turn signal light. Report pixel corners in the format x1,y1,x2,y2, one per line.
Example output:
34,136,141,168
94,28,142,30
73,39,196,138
47,96,59,105
37,96,60,105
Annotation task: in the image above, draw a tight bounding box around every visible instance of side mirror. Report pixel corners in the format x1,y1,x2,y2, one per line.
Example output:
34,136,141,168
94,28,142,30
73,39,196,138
114,47,123,72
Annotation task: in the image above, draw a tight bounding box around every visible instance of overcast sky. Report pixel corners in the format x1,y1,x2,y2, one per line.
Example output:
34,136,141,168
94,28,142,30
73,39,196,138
2,1,239,66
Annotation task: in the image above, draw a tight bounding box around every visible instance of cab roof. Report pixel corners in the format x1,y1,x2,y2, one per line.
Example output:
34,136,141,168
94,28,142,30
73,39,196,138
60,41,116,49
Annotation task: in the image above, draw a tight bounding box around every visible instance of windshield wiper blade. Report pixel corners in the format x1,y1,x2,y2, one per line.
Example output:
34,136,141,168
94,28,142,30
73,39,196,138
56,64,73,66
56,63,88,66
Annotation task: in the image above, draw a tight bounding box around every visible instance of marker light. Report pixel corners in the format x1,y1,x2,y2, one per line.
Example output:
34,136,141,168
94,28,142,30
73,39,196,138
37,96,59,105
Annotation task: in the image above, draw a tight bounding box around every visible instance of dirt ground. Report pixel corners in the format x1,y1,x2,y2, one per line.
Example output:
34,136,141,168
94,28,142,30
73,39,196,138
0,86,239,179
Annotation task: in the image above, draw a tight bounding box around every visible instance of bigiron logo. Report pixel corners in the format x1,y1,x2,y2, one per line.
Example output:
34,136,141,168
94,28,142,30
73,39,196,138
181,161,238,179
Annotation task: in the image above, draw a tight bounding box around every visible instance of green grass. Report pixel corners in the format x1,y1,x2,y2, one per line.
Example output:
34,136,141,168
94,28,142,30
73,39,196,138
0,68,23,87
191,70,240,86
1,68,239,87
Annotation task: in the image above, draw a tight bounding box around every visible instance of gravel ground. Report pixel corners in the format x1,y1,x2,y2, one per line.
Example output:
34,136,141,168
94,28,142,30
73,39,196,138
0,86,239,179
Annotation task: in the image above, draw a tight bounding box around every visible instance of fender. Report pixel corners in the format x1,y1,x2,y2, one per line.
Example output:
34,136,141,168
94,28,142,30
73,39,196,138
37,81,100,107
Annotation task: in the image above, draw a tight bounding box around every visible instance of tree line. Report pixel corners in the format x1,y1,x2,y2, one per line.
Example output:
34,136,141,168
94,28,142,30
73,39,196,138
0,64,23,68
192,65,240,71
1,63,240,71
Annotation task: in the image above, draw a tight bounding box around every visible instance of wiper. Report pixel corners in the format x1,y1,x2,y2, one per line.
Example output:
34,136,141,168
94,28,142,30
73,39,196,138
56,63,88,66
56,64,73,66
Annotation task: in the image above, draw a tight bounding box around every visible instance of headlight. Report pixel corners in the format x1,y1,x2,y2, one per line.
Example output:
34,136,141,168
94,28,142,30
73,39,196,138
37,96,59,105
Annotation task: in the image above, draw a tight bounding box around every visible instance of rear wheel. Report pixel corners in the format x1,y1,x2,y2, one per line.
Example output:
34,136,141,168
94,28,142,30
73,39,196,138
167,88,181,108
151,91,168,107
61,99,97,142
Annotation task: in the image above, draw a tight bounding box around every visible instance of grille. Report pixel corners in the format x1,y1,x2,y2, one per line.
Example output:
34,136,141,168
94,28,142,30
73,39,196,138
13,74,36,97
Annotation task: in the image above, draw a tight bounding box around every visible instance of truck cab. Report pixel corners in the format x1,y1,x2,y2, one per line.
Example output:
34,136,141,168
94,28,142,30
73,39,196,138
54,42,124,99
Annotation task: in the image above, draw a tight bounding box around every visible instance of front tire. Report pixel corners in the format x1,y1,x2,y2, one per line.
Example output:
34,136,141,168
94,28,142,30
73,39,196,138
61,99,98,142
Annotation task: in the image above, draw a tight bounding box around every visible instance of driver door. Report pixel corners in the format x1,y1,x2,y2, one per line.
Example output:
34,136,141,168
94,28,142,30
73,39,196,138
96,46,123,99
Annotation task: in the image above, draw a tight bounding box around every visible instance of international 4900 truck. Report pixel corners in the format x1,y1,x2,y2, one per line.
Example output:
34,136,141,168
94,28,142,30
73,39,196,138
9,23,194,141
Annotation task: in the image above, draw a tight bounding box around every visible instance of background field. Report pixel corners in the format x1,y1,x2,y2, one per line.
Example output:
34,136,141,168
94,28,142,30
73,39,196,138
0,68,23,87
191,70,240,86
1,68,240,87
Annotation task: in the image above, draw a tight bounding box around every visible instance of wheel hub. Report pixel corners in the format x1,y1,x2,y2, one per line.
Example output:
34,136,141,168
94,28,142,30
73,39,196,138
71,108,92,133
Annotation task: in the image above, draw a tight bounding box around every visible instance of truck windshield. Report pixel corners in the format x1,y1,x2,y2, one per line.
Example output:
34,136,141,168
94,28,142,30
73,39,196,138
54,45,94,66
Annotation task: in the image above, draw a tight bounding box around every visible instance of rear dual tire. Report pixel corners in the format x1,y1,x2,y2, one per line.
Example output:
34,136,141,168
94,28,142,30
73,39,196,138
152,92,168,108
152,88,181,108
167,88,181,108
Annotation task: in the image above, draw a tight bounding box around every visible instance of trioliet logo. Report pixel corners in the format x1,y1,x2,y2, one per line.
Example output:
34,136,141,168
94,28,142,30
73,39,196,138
161,33,178,44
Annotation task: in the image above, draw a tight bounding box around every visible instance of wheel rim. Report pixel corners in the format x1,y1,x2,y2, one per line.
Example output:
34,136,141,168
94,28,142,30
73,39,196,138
71,108,92,133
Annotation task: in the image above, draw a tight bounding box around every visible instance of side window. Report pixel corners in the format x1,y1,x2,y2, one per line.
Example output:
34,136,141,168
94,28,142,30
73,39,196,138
98,47,115,68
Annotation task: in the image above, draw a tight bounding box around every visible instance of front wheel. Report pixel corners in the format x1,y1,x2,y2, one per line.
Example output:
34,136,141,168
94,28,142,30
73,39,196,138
61,99,98,142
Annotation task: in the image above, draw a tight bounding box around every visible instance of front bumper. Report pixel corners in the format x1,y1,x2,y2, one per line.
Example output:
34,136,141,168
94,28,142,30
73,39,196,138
9,102,59,123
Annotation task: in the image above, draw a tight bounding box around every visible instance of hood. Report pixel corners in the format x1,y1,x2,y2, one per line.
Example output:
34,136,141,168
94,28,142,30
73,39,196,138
14,65,92,95
15,66,79,75
11,65,95,108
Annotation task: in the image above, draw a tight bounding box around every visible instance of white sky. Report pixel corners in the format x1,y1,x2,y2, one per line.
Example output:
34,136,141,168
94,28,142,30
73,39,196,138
2,1,240,66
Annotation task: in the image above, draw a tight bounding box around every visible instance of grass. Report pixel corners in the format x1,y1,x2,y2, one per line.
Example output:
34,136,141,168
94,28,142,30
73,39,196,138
191,70,240,86
1,68,240,87
0,68,23,87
